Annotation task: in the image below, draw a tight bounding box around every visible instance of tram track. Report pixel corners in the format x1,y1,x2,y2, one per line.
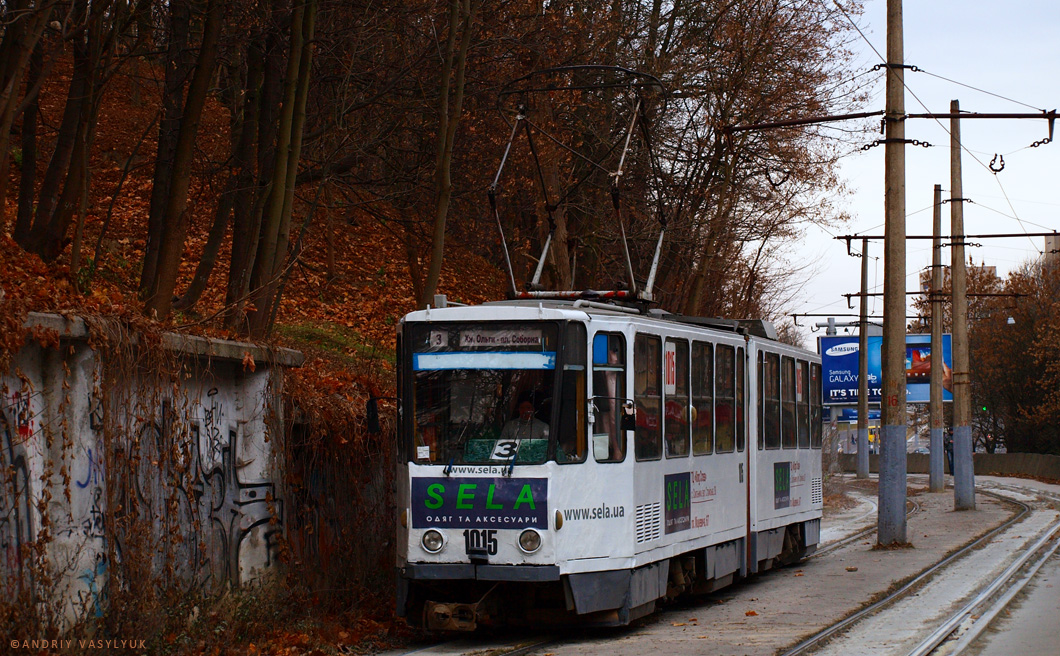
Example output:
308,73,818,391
909,517,1060,656
784,482,1060,656
912,483,1060,656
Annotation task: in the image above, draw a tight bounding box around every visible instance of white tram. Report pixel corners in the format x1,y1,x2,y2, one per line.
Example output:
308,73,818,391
395,299,823,630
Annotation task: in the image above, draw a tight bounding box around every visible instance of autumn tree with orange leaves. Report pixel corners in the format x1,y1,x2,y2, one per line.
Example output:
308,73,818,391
969,261,1060,454
3,0,867,338
912,258,1060,454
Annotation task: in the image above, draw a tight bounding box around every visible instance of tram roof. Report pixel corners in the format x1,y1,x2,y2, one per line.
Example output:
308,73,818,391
404,299,779,341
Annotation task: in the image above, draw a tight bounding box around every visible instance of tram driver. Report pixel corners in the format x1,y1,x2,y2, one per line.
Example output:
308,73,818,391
501,396,549,442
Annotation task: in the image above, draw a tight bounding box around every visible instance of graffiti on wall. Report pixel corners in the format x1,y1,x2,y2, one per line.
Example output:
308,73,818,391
192,424,282,588
0,390,36,596
0,354,287,627
115,392,283,592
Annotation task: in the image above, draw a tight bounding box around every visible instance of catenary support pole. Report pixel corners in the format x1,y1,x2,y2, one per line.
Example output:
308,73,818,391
929,184,945,492
950,100,975,510
857,237,870,479
879,0,908,545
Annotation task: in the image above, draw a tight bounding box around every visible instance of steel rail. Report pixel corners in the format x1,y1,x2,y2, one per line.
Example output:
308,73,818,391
907,517,1060,656
779,489,1030,656
946,530,1060,654
920,483,1060,656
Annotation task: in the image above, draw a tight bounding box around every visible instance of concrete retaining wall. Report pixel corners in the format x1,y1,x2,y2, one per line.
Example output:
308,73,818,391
0,313,302,627
838,452,1060,480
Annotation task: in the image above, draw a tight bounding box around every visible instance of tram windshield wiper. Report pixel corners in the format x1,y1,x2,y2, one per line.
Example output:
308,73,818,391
506,440,521,477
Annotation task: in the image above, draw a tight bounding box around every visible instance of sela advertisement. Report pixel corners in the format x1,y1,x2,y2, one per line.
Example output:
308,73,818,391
774,462,791,509
819,334,953,406
411,477,548,529
664,472,691,534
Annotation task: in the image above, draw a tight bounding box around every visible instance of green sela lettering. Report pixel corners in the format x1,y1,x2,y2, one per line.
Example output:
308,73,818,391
423,482,537,510
666,478,690,511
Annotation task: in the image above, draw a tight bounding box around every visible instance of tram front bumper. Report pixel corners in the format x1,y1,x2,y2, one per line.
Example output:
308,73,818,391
400,563,561,581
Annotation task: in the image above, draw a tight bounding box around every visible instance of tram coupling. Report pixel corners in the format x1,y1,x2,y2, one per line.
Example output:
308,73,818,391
424,600,479,631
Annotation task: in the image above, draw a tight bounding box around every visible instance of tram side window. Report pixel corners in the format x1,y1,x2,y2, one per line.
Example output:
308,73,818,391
592,333,626,463
736,347,746,452
634,334,662,461
692,342,714,455
811,362,823,448
782,356,797,448
764,352,781,449
757,351,765,450
556,322,587,463
665,339,690,458
797,360,811,448
716,344,735,453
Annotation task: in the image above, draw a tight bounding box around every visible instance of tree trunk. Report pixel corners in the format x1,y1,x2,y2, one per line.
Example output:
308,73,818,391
19,11,87,248
143,0,226,318
224,27,269,329
179,49,263,314
245,1,306,334
141,0,192,296
171,179,235,312
13,43,43,242
0,1,54,229
246,0,317,338
416,0,479,309
259,0,317,333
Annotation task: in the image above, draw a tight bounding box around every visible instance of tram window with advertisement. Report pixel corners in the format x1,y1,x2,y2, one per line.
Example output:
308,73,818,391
782,356,797,448
716,344,735,453
664,339,690,458
797,360,811,448
736,347,746,452
407,322,568,466
634,334,662,461
763,352,781,449
592,332,626,463
811,362,823,448
692,341,714,455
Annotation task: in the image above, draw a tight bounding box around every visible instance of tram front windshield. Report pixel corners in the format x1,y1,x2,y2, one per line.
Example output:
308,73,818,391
408,322,569,465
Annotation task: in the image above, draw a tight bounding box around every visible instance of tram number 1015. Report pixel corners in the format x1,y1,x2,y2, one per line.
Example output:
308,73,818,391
463,529,498,555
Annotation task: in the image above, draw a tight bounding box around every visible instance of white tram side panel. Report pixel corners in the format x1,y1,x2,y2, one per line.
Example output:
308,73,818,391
624,324,750,569
550,454,636,572
748,339,824,564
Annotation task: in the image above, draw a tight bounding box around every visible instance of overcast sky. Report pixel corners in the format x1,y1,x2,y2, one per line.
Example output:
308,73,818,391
791,0,1060,345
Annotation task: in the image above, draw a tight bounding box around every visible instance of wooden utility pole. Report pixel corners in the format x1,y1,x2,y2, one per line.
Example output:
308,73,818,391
857,237,870,479
950,99,975,509
879,0,908,545
929,184,945,492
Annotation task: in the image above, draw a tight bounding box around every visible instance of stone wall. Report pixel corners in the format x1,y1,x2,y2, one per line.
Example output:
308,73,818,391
0,314,302,628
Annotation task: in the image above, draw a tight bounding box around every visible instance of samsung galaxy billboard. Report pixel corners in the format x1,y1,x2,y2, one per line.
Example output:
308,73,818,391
819,335,952,406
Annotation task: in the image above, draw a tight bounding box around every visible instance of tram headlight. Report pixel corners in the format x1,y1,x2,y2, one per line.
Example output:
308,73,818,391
421,529,445,553
518,529,542,553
